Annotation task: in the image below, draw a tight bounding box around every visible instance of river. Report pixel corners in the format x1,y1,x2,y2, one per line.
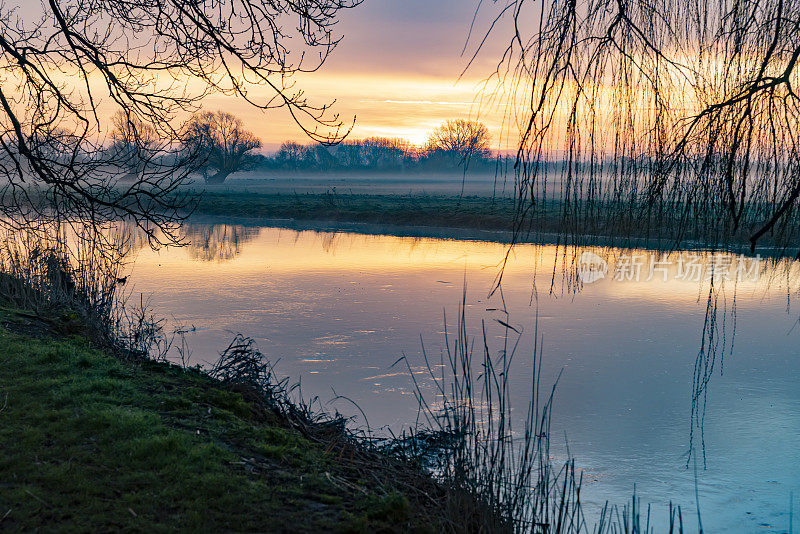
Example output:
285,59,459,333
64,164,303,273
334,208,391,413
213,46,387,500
126,221,800,532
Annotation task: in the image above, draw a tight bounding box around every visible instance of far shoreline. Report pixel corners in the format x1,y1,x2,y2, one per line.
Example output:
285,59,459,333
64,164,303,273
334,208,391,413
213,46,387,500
184,188,778,258
186,212,782,259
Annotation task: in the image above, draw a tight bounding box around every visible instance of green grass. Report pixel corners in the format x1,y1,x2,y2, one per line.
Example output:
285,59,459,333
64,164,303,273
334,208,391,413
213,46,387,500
0,307,438,532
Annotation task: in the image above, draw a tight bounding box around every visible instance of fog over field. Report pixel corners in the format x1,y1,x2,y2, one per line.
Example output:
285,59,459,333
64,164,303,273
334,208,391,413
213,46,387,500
193,170,518,197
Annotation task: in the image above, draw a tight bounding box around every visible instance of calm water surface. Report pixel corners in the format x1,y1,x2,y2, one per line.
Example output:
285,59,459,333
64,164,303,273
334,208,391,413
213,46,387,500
128,223,800,532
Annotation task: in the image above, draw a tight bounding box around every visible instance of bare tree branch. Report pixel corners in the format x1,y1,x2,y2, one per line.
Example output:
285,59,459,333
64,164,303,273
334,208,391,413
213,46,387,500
0,0,360,245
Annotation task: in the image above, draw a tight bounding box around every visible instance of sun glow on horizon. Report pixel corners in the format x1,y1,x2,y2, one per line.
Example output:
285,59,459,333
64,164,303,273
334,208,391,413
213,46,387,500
199,71,516,151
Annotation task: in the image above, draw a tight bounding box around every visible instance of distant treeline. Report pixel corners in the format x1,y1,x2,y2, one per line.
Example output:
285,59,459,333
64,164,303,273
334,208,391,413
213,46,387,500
253,137,507,173
172,113,509,182
110,111,510,183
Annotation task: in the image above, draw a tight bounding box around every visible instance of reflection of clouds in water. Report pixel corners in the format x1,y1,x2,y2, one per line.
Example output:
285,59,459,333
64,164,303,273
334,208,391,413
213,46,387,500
312,334,352,346
532,245,800,299
125,222,800,469
362,372,411,381
544,246,800,467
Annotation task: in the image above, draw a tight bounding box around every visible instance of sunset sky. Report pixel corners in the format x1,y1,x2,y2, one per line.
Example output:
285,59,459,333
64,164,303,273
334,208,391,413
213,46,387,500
206,0,516,151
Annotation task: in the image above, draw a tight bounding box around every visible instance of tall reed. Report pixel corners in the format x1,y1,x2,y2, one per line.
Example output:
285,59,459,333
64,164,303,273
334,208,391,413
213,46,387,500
391,288,689,533
0,221,170,359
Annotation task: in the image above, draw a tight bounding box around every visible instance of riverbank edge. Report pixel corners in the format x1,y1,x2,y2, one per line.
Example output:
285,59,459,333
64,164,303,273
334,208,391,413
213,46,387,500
0,304,480,532
187,213,781,259
185,191,781,256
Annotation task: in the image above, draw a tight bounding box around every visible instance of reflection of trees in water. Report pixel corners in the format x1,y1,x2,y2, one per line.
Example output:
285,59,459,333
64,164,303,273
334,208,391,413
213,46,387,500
319,231,339,254
115,223,155,255
690,261,800,466
109,220,260,262
182,224,260,262
690,280,734,467
687,256,800,464
307,230,427,257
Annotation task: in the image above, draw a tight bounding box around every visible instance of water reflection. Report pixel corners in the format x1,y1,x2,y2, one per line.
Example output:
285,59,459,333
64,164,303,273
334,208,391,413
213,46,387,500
114,221,261,263
180,224,260,262
558,248,797,467
124,223,800,532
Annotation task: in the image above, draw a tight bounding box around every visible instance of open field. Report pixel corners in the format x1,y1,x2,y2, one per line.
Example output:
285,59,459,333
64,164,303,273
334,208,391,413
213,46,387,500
213,171,518,197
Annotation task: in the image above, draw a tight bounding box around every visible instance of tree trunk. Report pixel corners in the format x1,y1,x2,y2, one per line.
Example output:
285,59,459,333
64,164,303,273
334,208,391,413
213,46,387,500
205,171,231,184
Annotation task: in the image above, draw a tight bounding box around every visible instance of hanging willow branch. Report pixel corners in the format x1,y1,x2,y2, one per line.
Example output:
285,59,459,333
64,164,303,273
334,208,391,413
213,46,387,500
479,0,800,254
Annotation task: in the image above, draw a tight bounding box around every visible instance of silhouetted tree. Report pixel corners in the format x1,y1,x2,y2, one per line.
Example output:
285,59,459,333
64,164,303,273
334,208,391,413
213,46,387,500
333,137,412,170
183,112,261,184
275,141,307,170
0,0,359,245
425,120,491,169
304,144,339,171
362,138,412,169
108,111,159,182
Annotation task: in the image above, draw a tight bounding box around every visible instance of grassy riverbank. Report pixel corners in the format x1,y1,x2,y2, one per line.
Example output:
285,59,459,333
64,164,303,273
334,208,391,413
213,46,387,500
0,305,454,532
190,191,522,233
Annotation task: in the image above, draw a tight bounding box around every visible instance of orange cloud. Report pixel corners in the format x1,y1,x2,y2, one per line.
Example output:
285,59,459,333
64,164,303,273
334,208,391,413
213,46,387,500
199,72,512,150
